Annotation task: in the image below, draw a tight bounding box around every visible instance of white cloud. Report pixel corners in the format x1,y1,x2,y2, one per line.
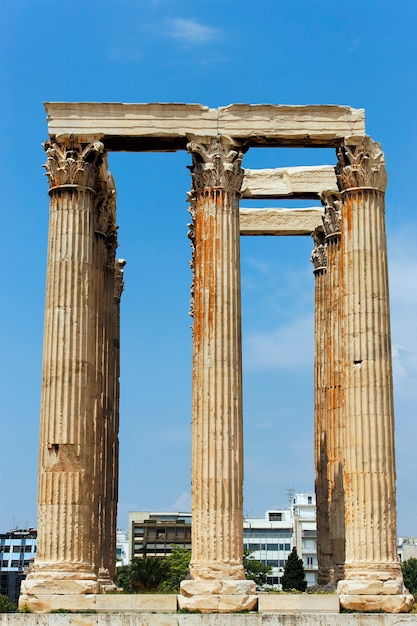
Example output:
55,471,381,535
170,491,191,511
243,315,313,371
168,18,221,44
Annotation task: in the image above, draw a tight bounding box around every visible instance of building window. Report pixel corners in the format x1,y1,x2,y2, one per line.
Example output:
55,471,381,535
308,496,312,504
268,512,282,521
12,546,22,553
244,529,291,538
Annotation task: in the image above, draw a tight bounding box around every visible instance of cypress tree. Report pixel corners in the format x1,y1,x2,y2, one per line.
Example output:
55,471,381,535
281,547,307,592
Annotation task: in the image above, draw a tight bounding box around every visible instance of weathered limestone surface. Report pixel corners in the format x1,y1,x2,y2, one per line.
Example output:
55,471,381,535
258,592,339,613
241,166,337,199
3,612,417,626
321,191,345,583
240,208,323,235
45,102,365,149
183,136,256,612
311,226,330,586
335,136,413,612
20,139,121,610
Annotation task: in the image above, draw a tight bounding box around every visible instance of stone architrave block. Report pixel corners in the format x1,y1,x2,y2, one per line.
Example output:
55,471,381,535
240,208,323,236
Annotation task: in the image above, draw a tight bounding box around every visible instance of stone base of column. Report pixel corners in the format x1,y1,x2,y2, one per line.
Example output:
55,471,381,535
337,570,414,613
317,566,335,586
97,568,119,593
19,565,100,612
179,579,257,613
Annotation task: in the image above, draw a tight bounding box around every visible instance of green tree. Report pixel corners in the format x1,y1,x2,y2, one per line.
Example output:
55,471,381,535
119,557,169,592
117,564,133,592
402,558,417,595
281,547,307,592
161,546,191,592
0,594,17,613
243,549,272,588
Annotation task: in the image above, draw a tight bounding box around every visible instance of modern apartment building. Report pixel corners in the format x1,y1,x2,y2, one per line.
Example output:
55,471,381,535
128,495,318,589
128,511,192,561
244,493,317,588
116,529,129,567
0,528,37,603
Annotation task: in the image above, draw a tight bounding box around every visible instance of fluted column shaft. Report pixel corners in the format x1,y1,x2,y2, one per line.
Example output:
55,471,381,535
322,198,345,582
96,171,118,586
311,227,331,585
34,140,105,581
187,137,245,581
108,258,125,579
337,138,401,586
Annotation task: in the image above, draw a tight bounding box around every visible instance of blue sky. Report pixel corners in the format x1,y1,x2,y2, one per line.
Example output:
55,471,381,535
1,1,416,537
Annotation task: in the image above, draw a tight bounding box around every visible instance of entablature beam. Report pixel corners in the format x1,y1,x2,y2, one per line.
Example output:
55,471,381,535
45,102,365,150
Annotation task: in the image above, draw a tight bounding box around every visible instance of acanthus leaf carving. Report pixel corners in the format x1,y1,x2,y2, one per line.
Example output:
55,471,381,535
320,190,342,239
43,137,104,190
311,226,327,273
187,136,245,193
336,136,387,193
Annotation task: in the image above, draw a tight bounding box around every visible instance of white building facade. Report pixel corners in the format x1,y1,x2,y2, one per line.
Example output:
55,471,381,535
128,495,318,589
244,493,317,589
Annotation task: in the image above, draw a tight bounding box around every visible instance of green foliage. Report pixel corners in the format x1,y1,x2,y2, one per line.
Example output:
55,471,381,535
160,546,191,592
243,549,272,588
402,558,417,594
0,594,17,613
117,557,169,592
281,547,307,592
117,546,272,594
117,564,133,592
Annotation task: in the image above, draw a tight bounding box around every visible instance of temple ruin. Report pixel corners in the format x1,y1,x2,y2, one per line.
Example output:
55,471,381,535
19,103,413,613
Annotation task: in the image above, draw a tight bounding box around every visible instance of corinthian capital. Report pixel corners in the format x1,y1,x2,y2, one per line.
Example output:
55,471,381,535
187,136,245,192
43,137,104,190
311,226,327,273
320,190,342,239
336,136,387,193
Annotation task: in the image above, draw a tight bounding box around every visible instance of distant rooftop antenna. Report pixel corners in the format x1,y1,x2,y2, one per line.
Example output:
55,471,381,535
285,487,295,507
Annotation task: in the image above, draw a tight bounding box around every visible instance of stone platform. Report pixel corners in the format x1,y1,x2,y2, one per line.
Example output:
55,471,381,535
18,592,339,614
2,613,417,626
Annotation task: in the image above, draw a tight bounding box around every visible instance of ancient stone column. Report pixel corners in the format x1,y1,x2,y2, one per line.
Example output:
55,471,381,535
320,192,345,584
96,171,119,589
336,137,413,612
109,258,125,578
20,139,106,610
311,226,331,585
179,136,256,612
